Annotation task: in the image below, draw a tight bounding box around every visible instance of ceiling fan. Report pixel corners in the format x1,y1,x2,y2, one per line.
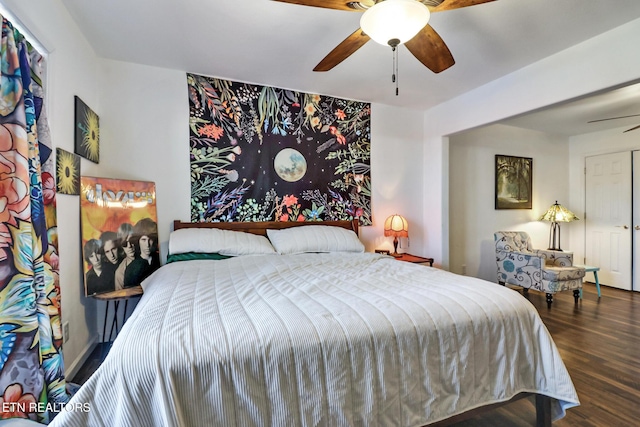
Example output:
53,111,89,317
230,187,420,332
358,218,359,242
273,0,496,73
588,114,640,133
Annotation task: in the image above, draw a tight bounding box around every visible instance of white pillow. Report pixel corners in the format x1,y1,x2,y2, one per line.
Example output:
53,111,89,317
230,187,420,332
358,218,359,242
169,228,276,256
266,225,364,255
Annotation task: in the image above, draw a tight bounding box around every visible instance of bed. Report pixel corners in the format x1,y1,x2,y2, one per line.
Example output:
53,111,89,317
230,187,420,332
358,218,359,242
51,220,579,426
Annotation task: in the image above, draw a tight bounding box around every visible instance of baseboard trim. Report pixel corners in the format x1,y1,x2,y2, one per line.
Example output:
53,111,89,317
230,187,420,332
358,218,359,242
65,337,98,381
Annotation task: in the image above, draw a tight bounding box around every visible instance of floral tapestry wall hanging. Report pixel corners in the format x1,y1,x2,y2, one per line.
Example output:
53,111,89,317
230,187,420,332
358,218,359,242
187,73,372,225
74,96,100,163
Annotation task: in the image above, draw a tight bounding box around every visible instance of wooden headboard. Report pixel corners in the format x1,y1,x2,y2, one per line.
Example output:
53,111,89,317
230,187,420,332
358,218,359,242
173,219,359,236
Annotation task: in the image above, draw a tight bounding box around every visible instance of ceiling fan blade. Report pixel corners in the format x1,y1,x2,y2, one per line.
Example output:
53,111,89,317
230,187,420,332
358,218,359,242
272,0,369,12
404,25,454,73
624,124,640,133
588,113,640,123
431,0,496,13
314,29,370,71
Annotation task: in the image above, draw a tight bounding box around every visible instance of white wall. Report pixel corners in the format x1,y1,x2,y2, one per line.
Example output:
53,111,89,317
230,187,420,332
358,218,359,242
2,0,103,378
362,104,425,255
449,124,571,282
422,17,640,269
97,60,190,260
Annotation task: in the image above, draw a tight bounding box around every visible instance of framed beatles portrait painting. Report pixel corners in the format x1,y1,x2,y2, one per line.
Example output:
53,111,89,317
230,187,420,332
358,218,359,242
80,177,158,296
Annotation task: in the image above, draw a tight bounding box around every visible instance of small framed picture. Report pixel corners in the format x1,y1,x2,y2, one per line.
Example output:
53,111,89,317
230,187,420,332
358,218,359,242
495,154,532,210
56,148,81,195
74,96,100,163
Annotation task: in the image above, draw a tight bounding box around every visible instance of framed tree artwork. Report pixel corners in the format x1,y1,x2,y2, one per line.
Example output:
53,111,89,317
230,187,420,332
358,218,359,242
495,155,532,209
74,96,100,163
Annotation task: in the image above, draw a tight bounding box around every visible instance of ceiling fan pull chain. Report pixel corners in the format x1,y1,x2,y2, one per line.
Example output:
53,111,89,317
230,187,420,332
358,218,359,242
395,46,399,96
392,46,396,83
388,38,400,96
391,45,399,96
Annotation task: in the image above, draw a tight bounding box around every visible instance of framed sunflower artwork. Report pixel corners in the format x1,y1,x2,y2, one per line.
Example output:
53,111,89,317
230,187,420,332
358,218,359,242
74,96,100,163
56,148,80,195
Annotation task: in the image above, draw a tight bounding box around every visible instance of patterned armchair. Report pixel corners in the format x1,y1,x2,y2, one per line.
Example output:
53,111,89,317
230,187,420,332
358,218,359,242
494,231,585,307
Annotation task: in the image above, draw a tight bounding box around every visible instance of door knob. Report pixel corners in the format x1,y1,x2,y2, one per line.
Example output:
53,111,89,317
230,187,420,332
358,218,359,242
616,225,630,229
636,225,640,231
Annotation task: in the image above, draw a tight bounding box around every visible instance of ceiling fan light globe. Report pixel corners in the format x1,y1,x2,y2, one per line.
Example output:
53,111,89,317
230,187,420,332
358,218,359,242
360,0,430,46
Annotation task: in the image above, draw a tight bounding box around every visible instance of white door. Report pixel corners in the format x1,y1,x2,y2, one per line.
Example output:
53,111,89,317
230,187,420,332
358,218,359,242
585,152,632,290
633,151,640,291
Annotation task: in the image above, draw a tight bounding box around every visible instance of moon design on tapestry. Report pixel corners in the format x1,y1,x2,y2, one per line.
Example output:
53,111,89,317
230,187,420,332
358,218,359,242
274,148,307,182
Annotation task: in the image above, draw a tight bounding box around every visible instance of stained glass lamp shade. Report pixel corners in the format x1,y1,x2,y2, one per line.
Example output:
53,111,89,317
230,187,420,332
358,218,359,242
538,201,579,251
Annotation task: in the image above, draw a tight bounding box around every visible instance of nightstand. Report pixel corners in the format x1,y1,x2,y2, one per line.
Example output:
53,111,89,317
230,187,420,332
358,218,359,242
394,253,434,267
94,285,143,354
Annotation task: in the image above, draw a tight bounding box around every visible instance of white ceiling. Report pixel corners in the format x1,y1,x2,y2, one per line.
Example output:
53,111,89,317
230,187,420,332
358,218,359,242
499,81,640,136
59,0,640,134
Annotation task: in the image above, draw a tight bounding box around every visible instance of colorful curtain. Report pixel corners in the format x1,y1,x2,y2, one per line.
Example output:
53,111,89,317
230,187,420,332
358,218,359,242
0,17,68,423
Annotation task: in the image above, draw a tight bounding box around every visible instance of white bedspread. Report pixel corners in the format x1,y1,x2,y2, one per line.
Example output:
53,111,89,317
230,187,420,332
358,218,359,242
52,253,579,426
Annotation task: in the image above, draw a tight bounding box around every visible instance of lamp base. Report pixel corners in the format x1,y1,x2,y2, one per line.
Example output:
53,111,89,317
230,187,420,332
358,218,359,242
548,222,562,252
392,237,401,257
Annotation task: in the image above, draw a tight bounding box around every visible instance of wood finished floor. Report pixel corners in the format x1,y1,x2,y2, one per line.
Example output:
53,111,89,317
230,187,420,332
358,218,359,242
71,342,108,385
72,283,640,426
